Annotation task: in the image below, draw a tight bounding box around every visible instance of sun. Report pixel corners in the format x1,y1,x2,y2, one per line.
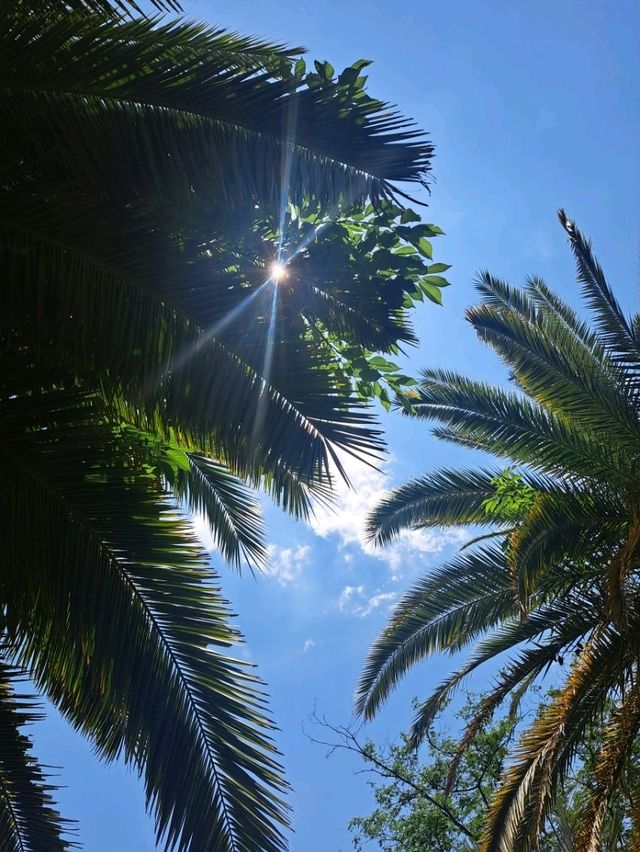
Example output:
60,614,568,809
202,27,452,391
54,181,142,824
270,261,287,283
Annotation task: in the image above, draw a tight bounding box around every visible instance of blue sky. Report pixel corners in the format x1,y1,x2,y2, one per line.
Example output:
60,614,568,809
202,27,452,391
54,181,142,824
32,1,640,849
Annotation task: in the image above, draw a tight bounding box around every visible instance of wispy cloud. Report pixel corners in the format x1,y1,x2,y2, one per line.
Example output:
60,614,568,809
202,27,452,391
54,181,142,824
265,543,311,586
335,584,397,618
309,455,465,579
303,639,316,653
360,591,397,617
336,584,364,611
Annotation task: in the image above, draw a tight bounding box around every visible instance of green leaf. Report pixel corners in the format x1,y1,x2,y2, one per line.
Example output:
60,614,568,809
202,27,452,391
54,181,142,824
360,366,381,382
368,357,399,372
314,60,334,80
338,66,359,86
421,283,442,304
400,209,422,224
427,263,452,273
391,375,417,386
423,275,451,288
164,447,191,473
417,238,433,259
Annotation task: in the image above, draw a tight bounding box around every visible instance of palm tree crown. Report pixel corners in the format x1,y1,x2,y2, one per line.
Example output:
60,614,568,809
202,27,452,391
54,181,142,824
0,2,441,849
358,212,640,851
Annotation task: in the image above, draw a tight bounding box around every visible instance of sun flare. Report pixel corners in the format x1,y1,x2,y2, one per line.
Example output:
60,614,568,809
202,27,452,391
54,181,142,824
270,261,287,282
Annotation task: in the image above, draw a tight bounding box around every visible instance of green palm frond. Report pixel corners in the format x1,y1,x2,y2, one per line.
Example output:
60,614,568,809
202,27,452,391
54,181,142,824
559,210,640,379
1,364,288,852
485,268,636,418
2,13,431,210
366,467,503,546
360,213,640,850
355,546,515,719
0,183,386,482
18,1,183,16
408,591,597,747
413,368,624,482
0,664,75,852
468,279,640,448
114,426,270,569
481,271,606,366
173,454,268,571
525,275,602,354
508,489,624,603
444,606,601,793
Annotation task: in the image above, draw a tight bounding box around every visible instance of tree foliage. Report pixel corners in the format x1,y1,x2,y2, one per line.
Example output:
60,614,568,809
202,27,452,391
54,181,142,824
359,213,640,850
344,694,635,852
346,696,516,852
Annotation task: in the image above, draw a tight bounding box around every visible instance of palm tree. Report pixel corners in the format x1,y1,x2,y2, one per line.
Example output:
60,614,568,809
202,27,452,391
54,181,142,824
358,212,640,851
0,2,437,849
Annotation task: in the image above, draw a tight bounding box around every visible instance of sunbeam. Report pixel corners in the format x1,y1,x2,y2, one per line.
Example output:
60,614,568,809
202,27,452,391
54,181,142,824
145,75,344,410
285,219,331,262
250,281,279,453
143,280,271,400
277,91,299,262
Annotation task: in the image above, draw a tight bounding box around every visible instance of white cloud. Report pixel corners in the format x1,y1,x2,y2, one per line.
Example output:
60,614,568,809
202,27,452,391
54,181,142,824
335,585,397,618
191,511,216,552
336,584,364,611
265,543,311,586
360,591,397,617
303,639,316,653
309,455,466,579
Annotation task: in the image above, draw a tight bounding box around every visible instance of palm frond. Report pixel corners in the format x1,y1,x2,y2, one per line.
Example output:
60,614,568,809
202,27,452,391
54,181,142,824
109,426,269,571
0,664,75,852
414,368,622,482
468,279,640,451
509,489,624,604
174,454,268,571
355,545,515,719
360,214,640,850
480,626,627,852
408,593,596,747
17,1,183,15
572,679,640,852
480,271,608,371
1,363,288,852
2,13,431,209
525,275,603,355
559,210,640,383
626,786,640,852
444,622,598,793
0,185,386,480
366,467,505,546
